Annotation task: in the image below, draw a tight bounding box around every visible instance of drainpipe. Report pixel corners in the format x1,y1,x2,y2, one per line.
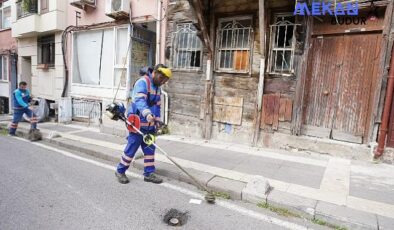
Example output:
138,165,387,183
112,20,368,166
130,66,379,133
156,0,169,124
374,44,394,158
156,0,162,63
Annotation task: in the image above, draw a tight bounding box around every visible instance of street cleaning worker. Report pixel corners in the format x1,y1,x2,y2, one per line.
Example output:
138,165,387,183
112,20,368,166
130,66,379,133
9,81,38,136
115,64,171,184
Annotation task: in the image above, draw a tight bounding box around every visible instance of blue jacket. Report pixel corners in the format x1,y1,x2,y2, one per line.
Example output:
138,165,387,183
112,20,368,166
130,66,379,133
128,72,161,130
13,88,31,109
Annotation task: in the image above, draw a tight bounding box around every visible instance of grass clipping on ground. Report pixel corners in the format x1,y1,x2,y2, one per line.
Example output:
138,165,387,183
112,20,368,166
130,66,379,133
257,202,347,230
312,218,348,230
212,191,231,200
0,127,8,136
257,202,301,218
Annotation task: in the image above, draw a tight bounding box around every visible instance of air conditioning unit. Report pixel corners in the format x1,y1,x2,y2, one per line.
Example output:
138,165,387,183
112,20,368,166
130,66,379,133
70,0,96,10
105,0,131,19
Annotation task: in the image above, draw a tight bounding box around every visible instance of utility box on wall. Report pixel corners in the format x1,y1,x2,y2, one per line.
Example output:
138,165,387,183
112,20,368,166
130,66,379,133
58,97,72,123
105,0,131,19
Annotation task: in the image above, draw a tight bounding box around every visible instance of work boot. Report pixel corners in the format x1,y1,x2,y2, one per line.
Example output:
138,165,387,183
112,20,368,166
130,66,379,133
115,172,129,184
144,173,163,184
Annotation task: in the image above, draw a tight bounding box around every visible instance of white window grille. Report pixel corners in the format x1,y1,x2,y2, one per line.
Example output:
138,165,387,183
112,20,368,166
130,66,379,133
72,98,102,121
216,16,253,73
172,23,202,70
268,14,299,75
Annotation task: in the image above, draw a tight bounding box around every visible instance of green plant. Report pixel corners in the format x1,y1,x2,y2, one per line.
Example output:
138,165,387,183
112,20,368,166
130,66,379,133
257,202,301,218
312,218,348,230
22,0,29,11
212,191,231,200
22,0,33,12
0,128,8,136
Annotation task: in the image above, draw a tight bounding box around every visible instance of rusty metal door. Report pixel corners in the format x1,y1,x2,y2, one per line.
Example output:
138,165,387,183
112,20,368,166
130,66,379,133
302,33,382,143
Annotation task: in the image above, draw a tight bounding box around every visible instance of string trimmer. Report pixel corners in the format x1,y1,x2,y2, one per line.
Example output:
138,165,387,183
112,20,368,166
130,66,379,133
106,102,216,204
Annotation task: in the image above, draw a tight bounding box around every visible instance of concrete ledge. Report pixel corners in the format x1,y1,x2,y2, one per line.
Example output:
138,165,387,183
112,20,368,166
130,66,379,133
207,176,246,200
315,201,378,230
377,215,394,230
241,176,270,204
270,132,371,161
266,190,317,219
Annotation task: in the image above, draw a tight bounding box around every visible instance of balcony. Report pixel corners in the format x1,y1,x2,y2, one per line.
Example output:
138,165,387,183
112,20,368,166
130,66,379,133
12,0,67,38
16,0,38,19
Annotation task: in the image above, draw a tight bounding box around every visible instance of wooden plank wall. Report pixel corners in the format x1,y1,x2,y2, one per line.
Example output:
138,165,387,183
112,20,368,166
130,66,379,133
164,0,300,141
211,0,261,141
164,1,206,137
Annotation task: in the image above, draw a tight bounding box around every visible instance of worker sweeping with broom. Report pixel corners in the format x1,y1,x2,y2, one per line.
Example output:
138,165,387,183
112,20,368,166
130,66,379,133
114,64,171,185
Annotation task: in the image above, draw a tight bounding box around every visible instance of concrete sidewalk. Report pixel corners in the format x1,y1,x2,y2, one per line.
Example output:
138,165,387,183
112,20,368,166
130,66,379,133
1,121,394,229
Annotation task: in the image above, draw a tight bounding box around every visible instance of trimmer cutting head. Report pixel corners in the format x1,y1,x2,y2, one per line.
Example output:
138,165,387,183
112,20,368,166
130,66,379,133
204,192,216,204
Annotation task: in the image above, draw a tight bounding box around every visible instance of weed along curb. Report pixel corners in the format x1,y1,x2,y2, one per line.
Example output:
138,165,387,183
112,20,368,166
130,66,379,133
257,202,348,230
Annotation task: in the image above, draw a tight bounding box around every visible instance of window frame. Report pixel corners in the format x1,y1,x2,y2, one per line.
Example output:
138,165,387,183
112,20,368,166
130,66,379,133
37,35,56,67
71,25,132,88
114,26,129,89
267,13,299,76
0,56,9,82
171,23,203,71
215,15,254,74
0,3,11,30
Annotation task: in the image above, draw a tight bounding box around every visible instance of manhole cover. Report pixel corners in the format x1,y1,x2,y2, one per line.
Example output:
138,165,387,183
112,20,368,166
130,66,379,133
163,209,189,227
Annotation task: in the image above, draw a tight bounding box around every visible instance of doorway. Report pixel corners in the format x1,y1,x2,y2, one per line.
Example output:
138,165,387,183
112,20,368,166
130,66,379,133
302,33,382,143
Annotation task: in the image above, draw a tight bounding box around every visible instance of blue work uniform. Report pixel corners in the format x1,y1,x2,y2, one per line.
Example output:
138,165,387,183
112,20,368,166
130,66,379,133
9,88,37,135
116,71,162,176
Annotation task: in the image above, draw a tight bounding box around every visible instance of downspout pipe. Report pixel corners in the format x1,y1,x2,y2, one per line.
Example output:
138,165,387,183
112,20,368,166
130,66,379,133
374,44,394,158
156,0,169,124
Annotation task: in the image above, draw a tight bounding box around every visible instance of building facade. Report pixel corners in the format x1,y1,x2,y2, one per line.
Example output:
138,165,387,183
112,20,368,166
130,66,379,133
0,0,17,114
11,0,68,109
163,0,394,156
65,0,168,133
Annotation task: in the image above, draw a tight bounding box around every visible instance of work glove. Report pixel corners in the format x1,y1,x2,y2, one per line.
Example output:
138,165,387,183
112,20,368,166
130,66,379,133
155,121,169,135
155,121,163,130
146,114,155,123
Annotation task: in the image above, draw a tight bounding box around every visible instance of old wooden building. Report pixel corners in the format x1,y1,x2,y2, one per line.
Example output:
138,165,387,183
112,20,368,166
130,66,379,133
163,0,394,154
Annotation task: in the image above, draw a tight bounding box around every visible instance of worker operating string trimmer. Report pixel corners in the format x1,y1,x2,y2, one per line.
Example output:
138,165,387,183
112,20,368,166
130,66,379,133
106,64,215,204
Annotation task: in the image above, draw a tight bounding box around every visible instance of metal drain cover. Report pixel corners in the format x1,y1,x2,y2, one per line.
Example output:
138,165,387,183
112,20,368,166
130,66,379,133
163,209,189,227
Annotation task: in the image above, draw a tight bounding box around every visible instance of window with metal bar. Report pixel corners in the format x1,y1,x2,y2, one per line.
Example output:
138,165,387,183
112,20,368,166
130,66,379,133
37,35,55,67
216,16,253,73
172,23,202,70
268,14,298,75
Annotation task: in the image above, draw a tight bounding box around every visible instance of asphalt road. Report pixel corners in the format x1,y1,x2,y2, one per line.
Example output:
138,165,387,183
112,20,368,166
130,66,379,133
0,136,320,230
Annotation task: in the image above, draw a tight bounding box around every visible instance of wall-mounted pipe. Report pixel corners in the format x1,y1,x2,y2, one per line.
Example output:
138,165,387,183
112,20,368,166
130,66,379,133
374,44,394,158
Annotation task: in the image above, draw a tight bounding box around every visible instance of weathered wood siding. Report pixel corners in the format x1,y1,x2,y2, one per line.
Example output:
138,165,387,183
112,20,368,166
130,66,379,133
259,2,299,134
164,1,205,137
209,0,261,143
164,0,264,142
